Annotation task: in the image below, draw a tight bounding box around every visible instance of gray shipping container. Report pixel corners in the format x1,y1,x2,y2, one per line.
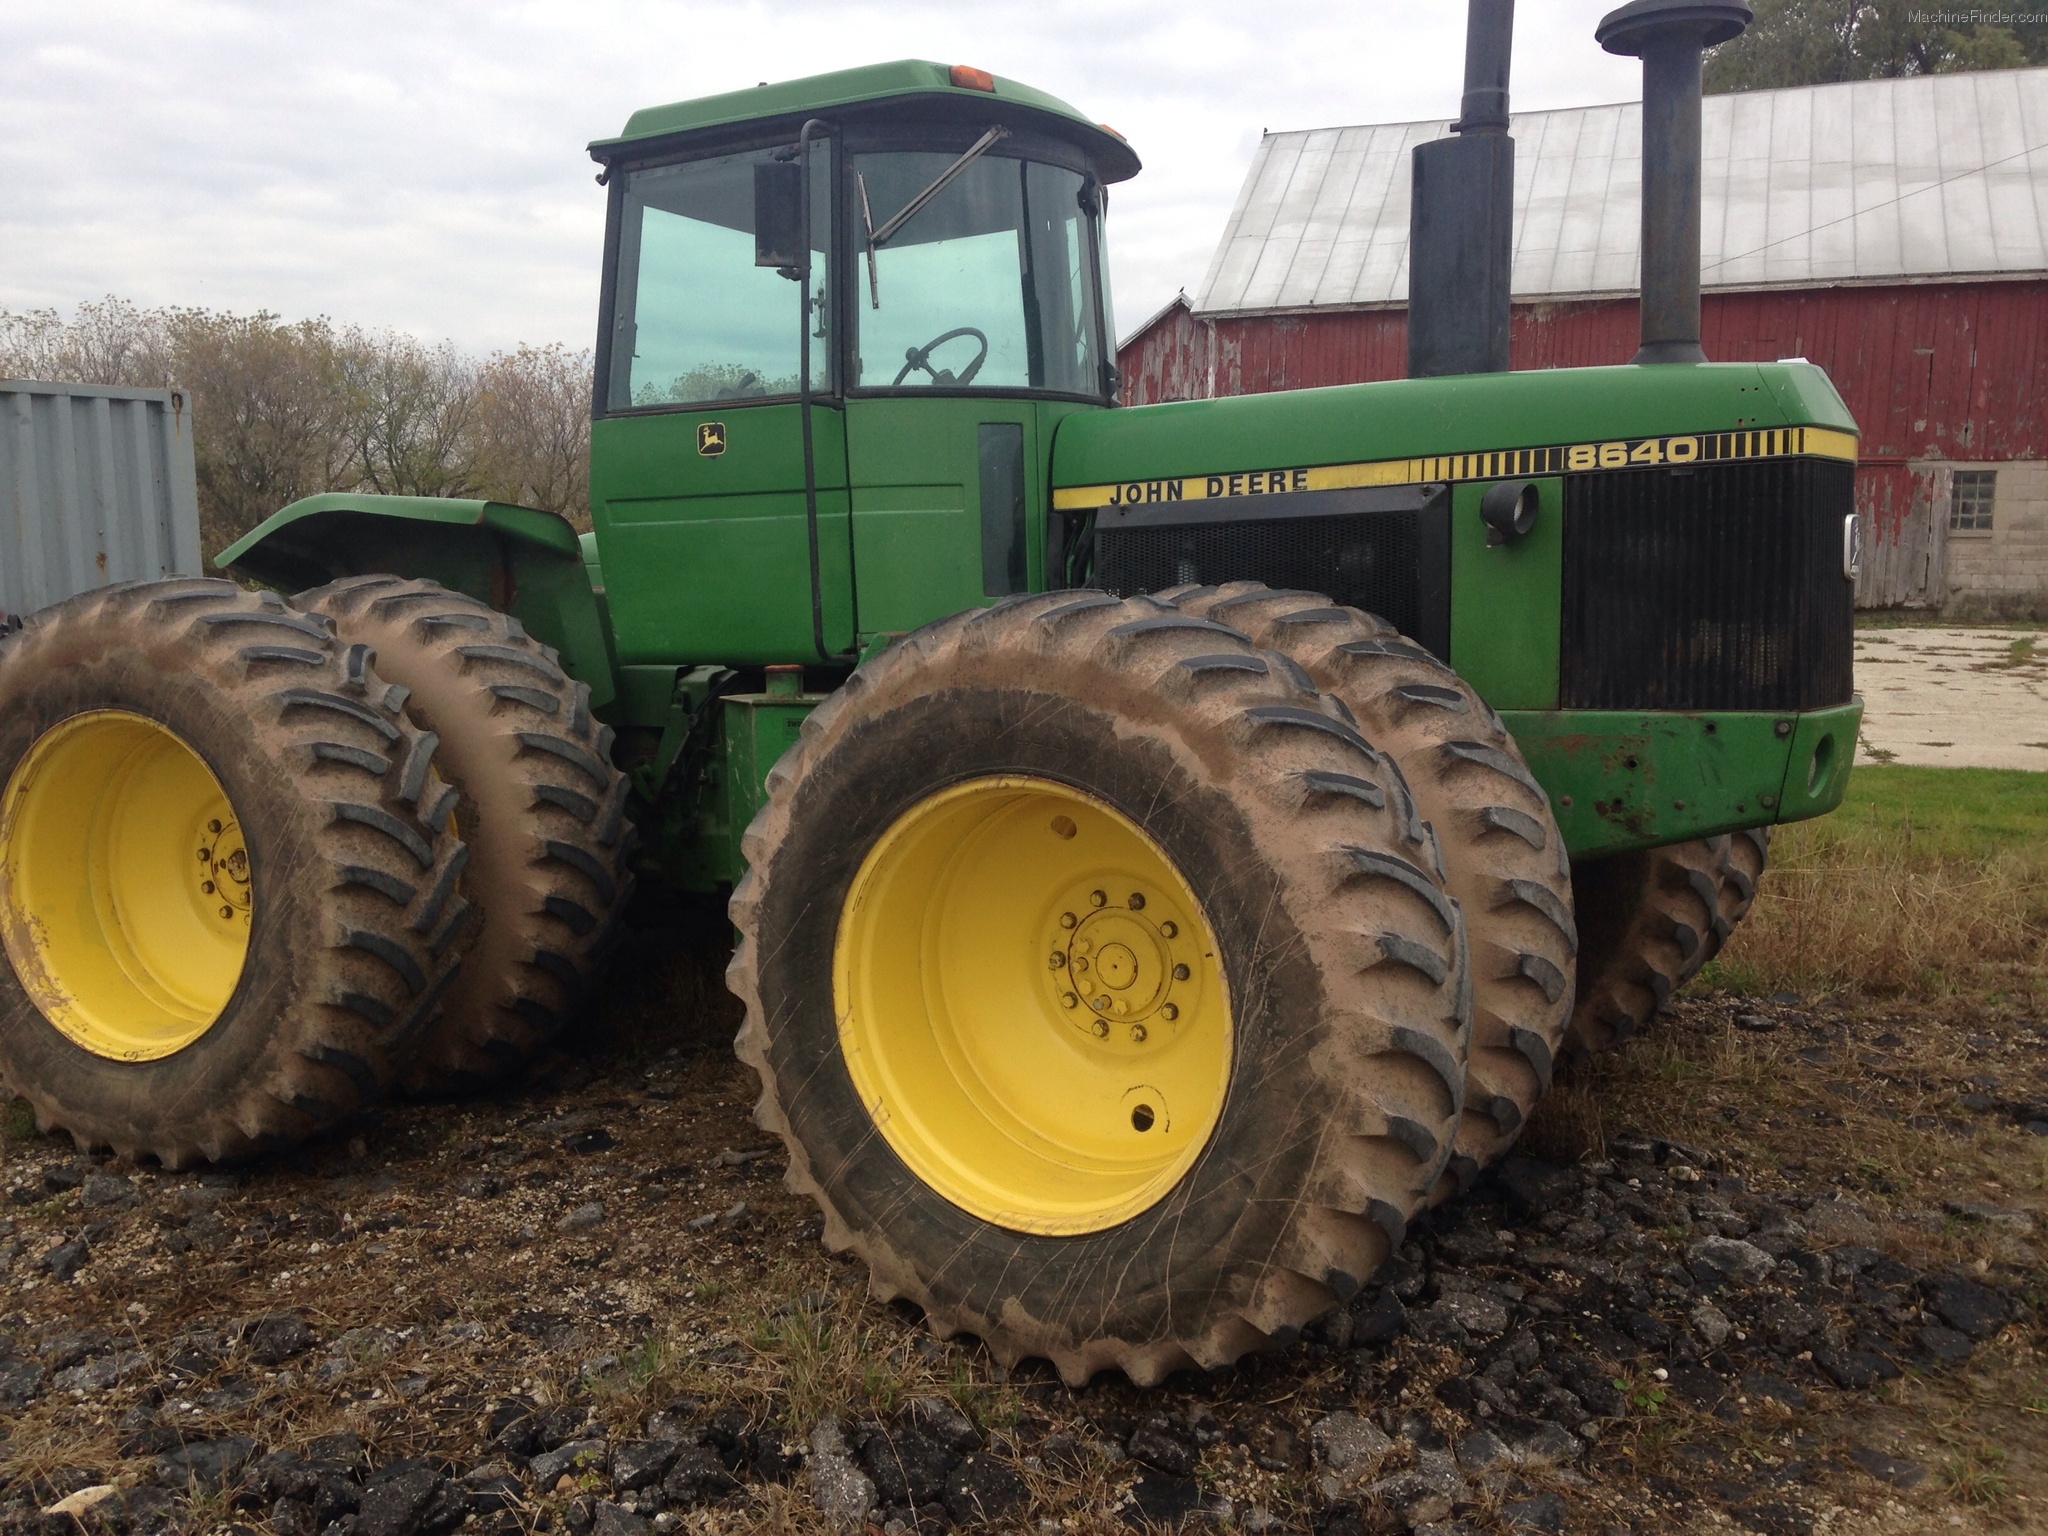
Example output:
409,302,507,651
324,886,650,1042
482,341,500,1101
1,379,203,622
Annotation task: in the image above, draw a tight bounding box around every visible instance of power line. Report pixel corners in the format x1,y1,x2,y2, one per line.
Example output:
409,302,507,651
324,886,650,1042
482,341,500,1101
1701,137,2048,274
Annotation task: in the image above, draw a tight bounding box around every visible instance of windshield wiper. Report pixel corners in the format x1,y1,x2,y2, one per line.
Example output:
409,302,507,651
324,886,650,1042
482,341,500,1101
858,124,1010,308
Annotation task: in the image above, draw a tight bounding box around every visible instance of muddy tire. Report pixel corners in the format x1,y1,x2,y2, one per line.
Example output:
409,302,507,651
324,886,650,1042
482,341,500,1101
1167,584,1575,1198
729,592,1471,1385
0,580,469,1165
296,577,635,1093
1566,832,1765,1054
1715,827,1770,947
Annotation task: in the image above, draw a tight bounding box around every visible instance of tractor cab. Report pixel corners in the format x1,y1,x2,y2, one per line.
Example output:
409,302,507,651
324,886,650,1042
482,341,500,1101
585,62,1136,669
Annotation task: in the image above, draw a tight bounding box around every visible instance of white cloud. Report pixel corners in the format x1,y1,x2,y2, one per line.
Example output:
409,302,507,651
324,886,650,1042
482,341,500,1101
0,0,1643,352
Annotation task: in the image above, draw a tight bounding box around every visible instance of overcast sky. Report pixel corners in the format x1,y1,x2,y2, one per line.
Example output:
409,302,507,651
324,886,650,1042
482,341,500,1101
0,1,1646,355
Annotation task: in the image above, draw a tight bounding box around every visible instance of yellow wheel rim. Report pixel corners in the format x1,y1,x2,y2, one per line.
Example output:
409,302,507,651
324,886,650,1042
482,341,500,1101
834,776,1232,1235
0,711,252,1060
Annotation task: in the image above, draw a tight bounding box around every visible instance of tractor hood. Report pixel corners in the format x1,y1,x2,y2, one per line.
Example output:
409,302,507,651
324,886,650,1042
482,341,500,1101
1051,362,1857,513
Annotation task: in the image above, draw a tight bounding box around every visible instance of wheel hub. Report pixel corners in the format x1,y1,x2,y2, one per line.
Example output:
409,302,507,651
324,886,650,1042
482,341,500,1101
835,775,1232,1235
1047,886,1201,1037
0,711,253,1060
198,818,251,924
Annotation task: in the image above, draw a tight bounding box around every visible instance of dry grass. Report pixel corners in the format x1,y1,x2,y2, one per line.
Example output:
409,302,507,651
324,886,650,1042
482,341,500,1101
1703,767,2048,1003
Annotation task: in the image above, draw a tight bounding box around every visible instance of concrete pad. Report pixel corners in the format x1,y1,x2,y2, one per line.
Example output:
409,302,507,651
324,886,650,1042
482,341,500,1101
1853,628,2048,770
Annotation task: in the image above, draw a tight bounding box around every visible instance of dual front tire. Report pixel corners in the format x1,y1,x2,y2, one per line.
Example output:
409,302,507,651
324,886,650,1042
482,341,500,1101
732,591,1483,1385
735,585,1769,1382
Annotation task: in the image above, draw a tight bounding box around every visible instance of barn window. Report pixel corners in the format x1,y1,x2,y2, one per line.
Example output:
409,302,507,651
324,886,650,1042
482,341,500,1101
1950,471,1996,532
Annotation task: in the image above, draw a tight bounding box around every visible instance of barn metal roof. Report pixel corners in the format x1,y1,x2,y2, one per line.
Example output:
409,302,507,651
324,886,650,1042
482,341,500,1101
1195,66,2048,314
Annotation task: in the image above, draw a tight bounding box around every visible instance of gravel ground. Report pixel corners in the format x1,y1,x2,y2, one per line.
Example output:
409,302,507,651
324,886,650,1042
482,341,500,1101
1853,628,2048,769
1,930,2043,1536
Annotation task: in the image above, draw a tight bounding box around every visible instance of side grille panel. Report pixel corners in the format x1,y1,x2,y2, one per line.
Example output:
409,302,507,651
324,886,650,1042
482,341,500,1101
1093,486,1451,659
1560,458,1855,712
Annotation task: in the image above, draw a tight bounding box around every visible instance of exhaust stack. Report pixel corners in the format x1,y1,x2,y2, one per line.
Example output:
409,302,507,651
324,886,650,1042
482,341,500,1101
1407,0,1517,378
1597,1,1752,364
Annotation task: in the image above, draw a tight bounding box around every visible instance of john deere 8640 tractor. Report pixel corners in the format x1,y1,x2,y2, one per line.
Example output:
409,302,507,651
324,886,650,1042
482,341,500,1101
0,1,1861,1383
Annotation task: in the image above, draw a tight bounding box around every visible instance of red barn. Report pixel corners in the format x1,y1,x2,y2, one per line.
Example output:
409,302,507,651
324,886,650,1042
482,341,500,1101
1118,68,2048,615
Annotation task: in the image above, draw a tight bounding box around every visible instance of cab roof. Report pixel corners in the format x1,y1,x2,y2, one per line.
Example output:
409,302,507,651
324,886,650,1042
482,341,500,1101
588,59,1140,182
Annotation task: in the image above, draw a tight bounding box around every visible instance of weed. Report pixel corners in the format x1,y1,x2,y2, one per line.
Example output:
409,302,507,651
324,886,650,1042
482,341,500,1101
1520,1076,1605,1164
1,1098,36,1142
1613,1369,1669,1415
739,1292,933,1428
1941,1441,2009,1504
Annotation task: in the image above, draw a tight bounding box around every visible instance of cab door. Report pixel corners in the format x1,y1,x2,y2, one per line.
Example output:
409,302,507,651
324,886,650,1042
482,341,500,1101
842,144,1112,632
590,144,852,665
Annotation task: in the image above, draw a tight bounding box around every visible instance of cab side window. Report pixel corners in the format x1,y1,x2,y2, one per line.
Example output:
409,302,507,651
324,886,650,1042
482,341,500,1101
609,149,830,410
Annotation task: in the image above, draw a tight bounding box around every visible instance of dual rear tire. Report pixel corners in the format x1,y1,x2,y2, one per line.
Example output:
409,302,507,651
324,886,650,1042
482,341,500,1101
295,579,635,1093
0,582,470,1165
0,576,632,1166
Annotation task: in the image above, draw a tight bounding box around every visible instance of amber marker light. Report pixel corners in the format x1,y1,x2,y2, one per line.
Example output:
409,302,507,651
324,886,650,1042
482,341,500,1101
949,64,996,91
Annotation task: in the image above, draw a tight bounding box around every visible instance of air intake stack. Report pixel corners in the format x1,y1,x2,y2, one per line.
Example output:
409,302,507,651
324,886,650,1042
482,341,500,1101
1596,0,1752,363
1407,0,1518,378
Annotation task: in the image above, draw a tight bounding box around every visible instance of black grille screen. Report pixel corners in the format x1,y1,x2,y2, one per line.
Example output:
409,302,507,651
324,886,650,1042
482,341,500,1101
1560,458,1855,711
1099,513,1417,630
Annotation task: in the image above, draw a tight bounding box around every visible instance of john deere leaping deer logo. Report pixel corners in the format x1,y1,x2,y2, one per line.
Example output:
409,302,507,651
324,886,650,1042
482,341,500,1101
697,422,727,456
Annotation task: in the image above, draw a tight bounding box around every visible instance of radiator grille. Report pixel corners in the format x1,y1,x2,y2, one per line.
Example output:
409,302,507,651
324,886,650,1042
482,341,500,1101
1560,458,1855,712
1099,514,1419,629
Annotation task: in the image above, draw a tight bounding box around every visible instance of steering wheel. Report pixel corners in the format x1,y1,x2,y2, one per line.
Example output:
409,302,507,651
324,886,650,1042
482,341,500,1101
893,327,989,387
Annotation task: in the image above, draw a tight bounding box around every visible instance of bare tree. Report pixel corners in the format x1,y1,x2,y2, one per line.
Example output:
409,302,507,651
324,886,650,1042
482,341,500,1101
336,331,483,501
1,299,596,562
0,298,175,387
164,311,357,557
472,343,593,524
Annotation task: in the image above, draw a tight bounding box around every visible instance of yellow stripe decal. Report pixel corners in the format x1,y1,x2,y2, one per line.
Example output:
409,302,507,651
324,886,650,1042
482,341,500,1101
1051,425,1862,513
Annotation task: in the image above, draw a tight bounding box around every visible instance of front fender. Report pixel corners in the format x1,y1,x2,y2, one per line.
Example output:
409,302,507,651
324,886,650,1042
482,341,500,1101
219,494,616,708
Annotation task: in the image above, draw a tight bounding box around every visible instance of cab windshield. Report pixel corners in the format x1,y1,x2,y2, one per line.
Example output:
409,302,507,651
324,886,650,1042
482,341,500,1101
853,149,1108,396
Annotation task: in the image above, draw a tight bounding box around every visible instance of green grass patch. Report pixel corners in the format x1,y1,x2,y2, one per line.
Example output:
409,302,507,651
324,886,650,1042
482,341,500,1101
1705,764,2048,1000
1824,764,2048,860
1855,611,2047,631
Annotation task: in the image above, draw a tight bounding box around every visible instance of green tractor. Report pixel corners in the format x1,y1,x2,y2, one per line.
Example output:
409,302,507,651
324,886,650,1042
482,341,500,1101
0,13,1860,1385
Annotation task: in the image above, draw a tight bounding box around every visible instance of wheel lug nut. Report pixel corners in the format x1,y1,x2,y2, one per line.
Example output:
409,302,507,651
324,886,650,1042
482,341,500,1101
1172,963,1190,981
1159,920,1178,938
1161,1003,1179,1022
1089,889,1106,908
1075,957,1089,972
200,880,215,894
1092,1018,1109,1038
1129,1023,1147,1042
1062,992,1079,1009
1059,912,1077,930
219,905,233,919
207,819,222,835
1128,892,1146,910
